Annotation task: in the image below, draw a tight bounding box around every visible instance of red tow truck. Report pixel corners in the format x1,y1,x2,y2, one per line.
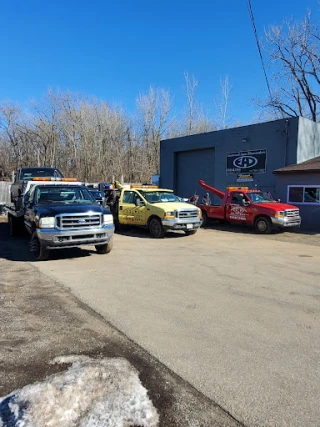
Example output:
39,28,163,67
198,180,301,234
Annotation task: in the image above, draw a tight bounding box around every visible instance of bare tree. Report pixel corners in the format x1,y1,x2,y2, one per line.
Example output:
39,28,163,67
136,86,173,178
262,10,320,121
178,72,216,136
214,76,233,129
0,103,24,165
184,72,198,135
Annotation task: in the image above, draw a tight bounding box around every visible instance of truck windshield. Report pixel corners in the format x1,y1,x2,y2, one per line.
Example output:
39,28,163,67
247,192,274,203
35,186,95,205
139,191,179,203
21,168,63,180
90,191,105,198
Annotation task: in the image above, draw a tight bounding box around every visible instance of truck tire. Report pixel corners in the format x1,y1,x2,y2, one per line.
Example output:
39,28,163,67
149,217,165,238
95,238,113,254
201,211,207,227
30,231,50,261
185,230,197,236
254,216,272,234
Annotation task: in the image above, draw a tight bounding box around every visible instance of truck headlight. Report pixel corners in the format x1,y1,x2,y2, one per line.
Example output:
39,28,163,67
39,217,55,228
275,211,285,219
198,209,202,218
164,211,175,219
103,214,114,225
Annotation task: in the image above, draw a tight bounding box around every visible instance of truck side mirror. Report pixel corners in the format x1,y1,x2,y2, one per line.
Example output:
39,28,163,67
243,200,251,207
135,198,144,207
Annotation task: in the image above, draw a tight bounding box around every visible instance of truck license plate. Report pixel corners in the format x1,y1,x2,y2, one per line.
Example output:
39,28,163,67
186,224,193,229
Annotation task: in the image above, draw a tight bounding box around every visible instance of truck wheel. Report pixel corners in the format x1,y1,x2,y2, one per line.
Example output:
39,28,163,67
30,231,50,261
149,218,165,238
185,230,197,236
95,238,113,254
255,216,272,234
201,211,207,227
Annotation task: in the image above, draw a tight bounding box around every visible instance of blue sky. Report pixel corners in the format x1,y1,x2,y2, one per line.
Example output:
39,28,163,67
0,0,317,123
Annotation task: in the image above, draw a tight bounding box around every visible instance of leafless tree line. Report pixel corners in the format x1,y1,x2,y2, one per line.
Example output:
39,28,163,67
0,82,230,182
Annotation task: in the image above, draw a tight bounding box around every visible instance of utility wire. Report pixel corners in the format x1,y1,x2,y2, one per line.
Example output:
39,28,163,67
246,0,273,100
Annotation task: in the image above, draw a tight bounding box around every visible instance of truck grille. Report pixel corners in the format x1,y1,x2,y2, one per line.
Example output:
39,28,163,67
56,214,102,230
178,210,198,219
285,209,300,218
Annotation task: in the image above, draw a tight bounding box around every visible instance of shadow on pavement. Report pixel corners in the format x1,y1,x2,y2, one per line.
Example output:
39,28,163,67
116,226,188,239
0,221,96,262
203,220,320,236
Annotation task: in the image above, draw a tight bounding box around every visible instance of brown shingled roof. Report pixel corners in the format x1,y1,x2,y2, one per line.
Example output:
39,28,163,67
274,156,320,174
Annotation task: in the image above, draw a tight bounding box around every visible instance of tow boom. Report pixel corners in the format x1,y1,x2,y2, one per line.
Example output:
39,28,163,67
198,180,225,199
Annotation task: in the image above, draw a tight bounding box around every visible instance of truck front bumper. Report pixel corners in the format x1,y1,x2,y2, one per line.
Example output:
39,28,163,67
36,224,114,249
271,216,301,228
162,217,202,231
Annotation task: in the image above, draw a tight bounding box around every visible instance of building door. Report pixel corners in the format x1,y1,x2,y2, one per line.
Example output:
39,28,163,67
175,148,215,199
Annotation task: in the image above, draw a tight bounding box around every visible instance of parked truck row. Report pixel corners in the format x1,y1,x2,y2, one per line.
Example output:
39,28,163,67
5,167,301,261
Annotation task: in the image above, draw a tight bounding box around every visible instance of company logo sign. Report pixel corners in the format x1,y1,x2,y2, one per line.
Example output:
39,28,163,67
233,156,258,169
78,219,86,223
227,149,267,174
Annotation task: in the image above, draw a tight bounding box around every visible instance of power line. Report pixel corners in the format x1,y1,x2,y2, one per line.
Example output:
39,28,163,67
246,0,273,100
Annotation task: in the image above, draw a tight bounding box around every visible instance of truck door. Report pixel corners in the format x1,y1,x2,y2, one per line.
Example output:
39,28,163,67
226,192,251,223
118,190,132,224
24,187,36,233
119,191,147,225
132,192,148,225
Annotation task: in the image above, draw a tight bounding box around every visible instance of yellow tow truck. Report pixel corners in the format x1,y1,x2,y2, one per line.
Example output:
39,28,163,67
113,182,202,238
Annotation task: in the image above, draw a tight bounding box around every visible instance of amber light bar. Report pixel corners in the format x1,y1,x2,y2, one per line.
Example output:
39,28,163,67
226,186,249,190
32,177,77,182
130,184,158,189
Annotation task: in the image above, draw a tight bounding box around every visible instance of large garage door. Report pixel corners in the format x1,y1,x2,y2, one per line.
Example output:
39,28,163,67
175,148,215,198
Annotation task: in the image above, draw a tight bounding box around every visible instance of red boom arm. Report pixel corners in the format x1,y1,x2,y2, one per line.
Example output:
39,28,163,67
198,180,225,199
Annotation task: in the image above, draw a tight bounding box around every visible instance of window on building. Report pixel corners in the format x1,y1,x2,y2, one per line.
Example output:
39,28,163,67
288,186,320,204
304,187,320,203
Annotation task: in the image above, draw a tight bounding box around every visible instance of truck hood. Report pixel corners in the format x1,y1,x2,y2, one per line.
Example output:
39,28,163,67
254,202,299,211
35,204,110,216
152,202,199,211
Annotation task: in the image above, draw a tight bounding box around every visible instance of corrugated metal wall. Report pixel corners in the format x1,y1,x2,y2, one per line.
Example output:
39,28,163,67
0,182,12,204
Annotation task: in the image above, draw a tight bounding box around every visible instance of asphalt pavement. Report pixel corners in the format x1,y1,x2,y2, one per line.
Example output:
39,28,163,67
0,219,241,427
28,225,320,427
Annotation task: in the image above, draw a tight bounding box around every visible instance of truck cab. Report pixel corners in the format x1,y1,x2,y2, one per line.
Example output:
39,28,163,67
198,180,301,234
115,182,202,237
11,167,64,207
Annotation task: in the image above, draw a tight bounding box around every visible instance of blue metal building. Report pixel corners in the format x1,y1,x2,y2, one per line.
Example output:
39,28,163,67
160,117,320,202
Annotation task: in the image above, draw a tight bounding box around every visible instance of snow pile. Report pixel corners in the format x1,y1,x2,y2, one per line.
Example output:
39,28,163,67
0,355,159,427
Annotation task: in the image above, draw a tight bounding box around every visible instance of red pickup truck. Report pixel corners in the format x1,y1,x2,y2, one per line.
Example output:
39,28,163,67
198,180,301,234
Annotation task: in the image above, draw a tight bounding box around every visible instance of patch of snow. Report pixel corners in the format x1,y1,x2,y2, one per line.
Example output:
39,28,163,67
0,355,159,427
